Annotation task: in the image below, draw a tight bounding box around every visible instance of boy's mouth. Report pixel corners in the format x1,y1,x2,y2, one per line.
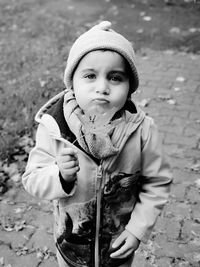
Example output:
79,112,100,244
93,98,109,104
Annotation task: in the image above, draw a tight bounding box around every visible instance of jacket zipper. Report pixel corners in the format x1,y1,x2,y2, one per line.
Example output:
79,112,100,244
95,163,103,267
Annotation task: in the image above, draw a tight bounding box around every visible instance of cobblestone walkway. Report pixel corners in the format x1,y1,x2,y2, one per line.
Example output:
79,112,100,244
0,49,200,267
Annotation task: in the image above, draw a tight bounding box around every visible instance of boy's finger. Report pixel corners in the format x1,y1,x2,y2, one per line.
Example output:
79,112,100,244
62,160,79,169
61,147,78,156
62,166,80,177
110,246,126,258
110,246,132,259
112,233,125,248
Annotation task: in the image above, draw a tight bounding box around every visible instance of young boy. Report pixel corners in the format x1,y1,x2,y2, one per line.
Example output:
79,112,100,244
22,21,172,267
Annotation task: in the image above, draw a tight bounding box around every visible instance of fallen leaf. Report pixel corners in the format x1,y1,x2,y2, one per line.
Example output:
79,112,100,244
136,28,144,34
176,76,186,82
174,87,181,91
36,247,51,261
164,50,175,55
43,246,48,253
189,28,198,33
11,173,21,183
167,99,177,105
14,207,24,213
190,54,199,60
39,78,47,88
0,257,4,265
158,95,171,101
26,205,33,211
19,135,34,148
140,11,146,16
13,154,27,161
37,251,43,260
67,5,74,10
14,220,26,231
170,27,181,34
15,246,29,256
195,179,200,188
3,163,18,177
22,107,29,121
143,16,152,21
110,5,119,16
4,226,14,232
191,230,198,236
136,99,150,107
158,95,176,105
188,163,200,173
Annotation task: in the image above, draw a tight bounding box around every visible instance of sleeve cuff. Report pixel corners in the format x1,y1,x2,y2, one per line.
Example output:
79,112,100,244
59,172,77,195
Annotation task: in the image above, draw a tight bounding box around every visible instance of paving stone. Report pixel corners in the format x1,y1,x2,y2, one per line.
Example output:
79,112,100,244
27,228,56,253
187,187,200,204
155,217,180,240
133,254,155,267
164,202,191,220
189,111,200,120
172,169,199,184
23,208,54,230
0,229,34,249
153,236,183,258
159,124,185,135
192,205,200,223
170,183,187,201
182,220,200,239
36,256,58,267
156,257,172,267
164,133,196,147
0,244,37,267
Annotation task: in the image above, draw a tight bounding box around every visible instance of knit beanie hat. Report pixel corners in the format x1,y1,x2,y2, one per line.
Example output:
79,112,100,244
64,21,139,93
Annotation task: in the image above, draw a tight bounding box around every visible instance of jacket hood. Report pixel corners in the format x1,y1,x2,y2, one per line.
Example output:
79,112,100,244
35,91,66,123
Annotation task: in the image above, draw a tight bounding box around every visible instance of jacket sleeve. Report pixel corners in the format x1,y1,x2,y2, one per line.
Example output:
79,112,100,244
125,117,172,243
22,123,76,200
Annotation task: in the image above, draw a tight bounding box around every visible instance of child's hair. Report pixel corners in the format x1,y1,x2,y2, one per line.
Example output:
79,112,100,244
64,21,139,94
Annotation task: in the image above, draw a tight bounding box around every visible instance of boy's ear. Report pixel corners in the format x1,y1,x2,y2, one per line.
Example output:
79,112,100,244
127,90,132,100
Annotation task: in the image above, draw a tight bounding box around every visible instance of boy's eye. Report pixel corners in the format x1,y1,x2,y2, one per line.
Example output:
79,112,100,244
110,75,123,82
84,74,96,79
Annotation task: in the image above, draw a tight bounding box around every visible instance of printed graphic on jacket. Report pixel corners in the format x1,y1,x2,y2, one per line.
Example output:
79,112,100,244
56,171,140,267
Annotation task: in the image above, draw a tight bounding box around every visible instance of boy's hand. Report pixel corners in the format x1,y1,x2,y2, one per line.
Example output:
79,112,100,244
56,148,80,182
110,230,140,259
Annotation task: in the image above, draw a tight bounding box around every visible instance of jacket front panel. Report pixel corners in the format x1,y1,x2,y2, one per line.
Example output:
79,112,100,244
54,135,142,267
22,93,172,267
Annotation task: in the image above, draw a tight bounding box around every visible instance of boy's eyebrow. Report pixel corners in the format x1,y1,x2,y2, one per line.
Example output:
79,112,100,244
110,70,126,74
80,68,96,72
109,70,128,77
80,69,128,76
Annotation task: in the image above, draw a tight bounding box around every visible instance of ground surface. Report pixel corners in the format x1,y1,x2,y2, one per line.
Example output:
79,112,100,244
0,0,200,266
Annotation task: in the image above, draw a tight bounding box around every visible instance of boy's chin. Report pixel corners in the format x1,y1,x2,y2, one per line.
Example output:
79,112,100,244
83,105,118,116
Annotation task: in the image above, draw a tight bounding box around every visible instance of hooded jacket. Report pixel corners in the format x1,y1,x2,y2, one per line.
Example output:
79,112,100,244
22,91,172,267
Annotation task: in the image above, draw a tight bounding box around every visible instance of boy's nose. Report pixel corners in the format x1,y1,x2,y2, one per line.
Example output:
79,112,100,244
96,78,109,95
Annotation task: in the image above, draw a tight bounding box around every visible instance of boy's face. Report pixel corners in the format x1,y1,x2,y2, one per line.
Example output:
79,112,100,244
72,50,130,113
